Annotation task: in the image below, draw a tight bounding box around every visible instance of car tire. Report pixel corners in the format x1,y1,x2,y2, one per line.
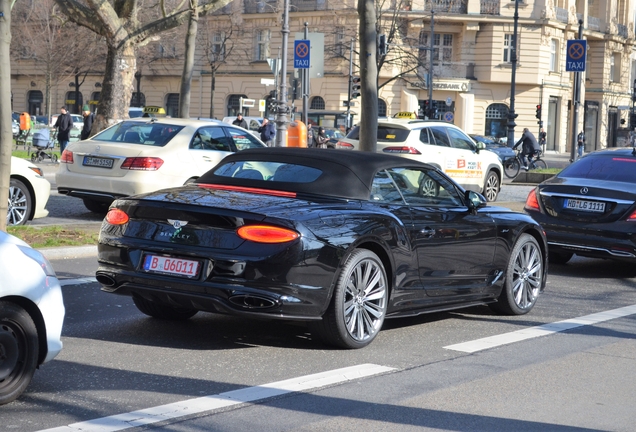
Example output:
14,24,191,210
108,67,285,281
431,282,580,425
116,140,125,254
0,301,39,405
419,177,439,197
82,199,110,215
52,154,58,164
490,233,543,315
312,249,388,349
132,295,198,320
548,251,573,265
7,179,32,226
483,170,500,202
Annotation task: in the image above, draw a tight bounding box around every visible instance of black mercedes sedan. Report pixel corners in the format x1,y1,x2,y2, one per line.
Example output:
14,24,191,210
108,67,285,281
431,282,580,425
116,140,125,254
96,148,547,349
524,147,636,265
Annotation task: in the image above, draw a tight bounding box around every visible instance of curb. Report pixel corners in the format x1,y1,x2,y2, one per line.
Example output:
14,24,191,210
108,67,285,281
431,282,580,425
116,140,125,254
39,245,98,260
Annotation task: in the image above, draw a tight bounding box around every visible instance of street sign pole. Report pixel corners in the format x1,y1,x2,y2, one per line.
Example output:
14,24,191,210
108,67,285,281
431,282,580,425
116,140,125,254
275,0,291,147
302,22,309,127
569,20,584,163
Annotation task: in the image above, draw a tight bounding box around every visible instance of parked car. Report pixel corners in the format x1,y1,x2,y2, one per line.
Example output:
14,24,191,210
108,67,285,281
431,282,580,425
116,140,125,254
95,147,547,349
307,126,346,148
525,147,636,264
336,119,503,201
221,116,265,138
12,119,19,137
470,134,516,163
0,231,65,404
56,118,267,214
50,113,83,130
8,157,51,226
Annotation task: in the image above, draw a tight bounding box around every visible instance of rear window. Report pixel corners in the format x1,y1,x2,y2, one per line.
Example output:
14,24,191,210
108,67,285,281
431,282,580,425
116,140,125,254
210,161,322,183
559,155,636,183
92,121,184,146
346,125,410,142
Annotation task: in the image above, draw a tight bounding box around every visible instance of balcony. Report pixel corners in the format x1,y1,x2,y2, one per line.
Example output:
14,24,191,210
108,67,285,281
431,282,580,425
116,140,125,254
555,7,568,23
244,0,279,13
588,16,600,31
419,63,476,80
617,23,628,38
290,0,329,11
480,0,500,15
424,0,467,14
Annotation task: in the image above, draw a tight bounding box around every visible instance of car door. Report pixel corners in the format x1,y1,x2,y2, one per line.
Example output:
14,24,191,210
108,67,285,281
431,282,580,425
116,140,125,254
189,126,234,174
386,166,497,297
225,127,267,150
437,126,485,192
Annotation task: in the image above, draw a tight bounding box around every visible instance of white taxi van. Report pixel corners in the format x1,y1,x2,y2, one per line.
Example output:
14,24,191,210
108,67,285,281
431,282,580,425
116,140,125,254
336,118,503,201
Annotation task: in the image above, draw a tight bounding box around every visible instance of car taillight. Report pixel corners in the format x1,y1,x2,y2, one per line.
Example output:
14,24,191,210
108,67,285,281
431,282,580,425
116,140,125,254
60,150,74,164
383,146,421,154
105,208,129,225
237,225,300,243
627,209,636,221
524,189,540,211
121,157,164,170
336,141,354,150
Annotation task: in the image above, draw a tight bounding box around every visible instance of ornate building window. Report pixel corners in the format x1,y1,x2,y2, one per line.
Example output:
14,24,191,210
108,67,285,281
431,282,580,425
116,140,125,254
310,96,325,110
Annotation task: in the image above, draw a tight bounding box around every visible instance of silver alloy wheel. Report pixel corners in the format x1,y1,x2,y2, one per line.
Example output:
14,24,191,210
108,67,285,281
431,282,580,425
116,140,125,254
420,178,437,196
7,182,29,226
342,257,387,342
484,171,499,201
510,239,542,309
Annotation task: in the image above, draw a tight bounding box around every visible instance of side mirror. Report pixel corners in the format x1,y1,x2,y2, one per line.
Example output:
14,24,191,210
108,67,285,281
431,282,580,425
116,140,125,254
465,190,487,212
475,141,486,150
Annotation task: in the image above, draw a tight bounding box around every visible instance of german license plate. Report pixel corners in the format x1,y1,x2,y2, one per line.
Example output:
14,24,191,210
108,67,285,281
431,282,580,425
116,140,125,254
142,254,200,278
564,198,605,213
83,156,114,168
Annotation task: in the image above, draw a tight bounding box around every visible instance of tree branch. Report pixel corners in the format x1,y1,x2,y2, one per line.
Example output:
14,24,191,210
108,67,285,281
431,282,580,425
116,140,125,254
52,0,107,36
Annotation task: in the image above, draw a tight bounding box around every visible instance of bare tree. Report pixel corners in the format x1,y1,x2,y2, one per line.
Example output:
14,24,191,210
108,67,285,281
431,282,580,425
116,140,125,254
358,0,378,152
178,0,198,118
51,0,234,133
0,0,13,231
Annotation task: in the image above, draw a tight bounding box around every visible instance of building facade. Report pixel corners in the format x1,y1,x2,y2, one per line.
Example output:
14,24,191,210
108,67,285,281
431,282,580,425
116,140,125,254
10,0,636,153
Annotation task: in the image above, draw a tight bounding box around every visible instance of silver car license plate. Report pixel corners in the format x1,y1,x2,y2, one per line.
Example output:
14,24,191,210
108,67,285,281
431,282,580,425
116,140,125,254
83,156,114,168
564,198,605,213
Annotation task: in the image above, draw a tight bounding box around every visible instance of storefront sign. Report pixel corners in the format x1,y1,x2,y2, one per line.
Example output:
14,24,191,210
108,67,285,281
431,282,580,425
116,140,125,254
407,81,470,92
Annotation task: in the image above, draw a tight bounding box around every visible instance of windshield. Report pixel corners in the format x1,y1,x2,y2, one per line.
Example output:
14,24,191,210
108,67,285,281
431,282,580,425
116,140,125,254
92,121,184,146
346,125,410,142
559,154,636,183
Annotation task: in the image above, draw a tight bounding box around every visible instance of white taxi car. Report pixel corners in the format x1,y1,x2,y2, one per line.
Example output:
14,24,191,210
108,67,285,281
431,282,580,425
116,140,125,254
336,119,503,201
56,118,266,213
0,231,64,404
8,157,51,226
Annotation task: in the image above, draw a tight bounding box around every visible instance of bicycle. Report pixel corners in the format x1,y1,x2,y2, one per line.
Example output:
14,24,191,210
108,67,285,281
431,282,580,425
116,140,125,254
503,149,548,179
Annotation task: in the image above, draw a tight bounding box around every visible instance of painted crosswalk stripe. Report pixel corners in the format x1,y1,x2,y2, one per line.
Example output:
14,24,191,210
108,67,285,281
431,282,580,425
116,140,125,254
39,363,395,432
444,304,636,353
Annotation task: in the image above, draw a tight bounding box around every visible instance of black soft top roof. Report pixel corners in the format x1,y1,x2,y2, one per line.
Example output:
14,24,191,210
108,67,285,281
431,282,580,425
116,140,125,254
197,147,434,200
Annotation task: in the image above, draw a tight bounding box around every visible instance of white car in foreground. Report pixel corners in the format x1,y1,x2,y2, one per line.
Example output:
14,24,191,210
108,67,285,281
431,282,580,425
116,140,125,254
336,119,503,201
56,118,266,213
0,232,65,404
8,157,51,226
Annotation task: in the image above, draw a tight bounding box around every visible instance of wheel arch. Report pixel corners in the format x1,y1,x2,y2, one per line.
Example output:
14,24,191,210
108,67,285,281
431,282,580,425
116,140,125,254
9,175,36,221
518,226,549,287
344,239,394,297
1,296,48,365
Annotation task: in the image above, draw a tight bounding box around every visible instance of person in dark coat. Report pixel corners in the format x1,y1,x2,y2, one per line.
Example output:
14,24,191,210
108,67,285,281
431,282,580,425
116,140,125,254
81,105,95,140
513,128,541,169
232,113,248,129
258,118,276,147
312,127,329,148
54,106,73,153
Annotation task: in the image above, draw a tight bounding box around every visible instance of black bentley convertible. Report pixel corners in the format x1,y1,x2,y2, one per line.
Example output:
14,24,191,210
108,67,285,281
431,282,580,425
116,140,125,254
96,148,547,349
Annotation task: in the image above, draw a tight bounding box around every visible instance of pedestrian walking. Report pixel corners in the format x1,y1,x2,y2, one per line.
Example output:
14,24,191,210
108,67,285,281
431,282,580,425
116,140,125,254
54,106,73,153
577,131,585,159
539,128,547,149
80,105,95,140
232,113,248,129
258,118,276,147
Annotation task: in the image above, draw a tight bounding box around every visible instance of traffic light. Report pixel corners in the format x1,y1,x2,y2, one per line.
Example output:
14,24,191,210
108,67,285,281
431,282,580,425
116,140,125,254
350,76,361,99
535,104,542,119
630,112,636,130
378,34,387,56
291,79,299,100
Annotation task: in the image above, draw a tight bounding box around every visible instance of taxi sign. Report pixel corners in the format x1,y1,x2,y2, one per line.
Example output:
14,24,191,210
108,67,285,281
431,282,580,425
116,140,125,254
143,106,167,115
394,111,416,119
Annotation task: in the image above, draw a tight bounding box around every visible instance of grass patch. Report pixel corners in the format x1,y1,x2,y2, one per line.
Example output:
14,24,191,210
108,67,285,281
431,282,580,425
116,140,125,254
533,168,562,174
7,225,99,249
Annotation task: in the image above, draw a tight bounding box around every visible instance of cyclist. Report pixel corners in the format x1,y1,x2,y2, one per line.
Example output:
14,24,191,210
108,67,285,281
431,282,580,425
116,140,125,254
513,128,541,170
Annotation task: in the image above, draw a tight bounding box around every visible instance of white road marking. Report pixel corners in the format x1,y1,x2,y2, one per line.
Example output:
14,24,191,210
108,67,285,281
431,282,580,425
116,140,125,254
38,363,395,432
60,277,97,286
445,304,636,353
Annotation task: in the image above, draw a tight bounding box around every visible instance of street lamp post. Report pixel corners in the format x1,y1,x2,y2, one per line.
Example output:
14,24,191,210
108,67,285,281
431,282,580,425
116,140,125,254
134,71,142,107
275,0,291,147
506,0,519,147
569,19,584,163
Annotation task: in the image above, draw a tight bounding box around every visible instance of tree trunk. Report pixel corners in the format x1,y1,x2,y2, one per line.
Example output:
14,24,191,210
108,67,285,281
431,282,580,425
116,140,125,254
358,0,378,152
0,0,13,232
209,67,216,119
92,42,136,134
179,1,199,119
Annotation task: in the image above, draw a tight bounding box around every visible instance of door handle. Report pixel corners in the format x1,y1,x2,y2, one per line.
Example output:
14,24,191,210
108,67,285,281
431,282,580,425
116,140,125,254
420,227,435,238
